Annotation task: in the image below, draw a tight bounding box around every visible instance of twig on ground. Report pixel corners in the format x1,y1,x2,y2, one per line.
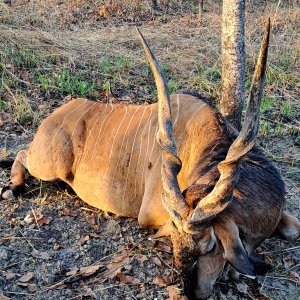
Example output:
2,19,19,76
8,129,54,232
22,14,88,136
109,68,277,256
19,230,37,252
259,245,300,254
155,252,180,275
0,236,46,242
31,207,40,230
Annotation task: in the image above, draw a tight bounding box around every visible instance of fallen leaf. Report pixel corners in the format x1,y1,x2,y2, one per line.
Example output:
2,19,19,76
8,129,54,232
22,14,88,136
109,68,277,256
149,256,162,267
80,264,103,276
17,282,28,287
135,254,148,263
78,235,90,245
99,7,107,16
97,251,131,281
31,250,51,260
107,252,130,269
2,271,16,280
23,213,34,225
101,267,122,280
91,225,100,231
63,208,77,217
153,240,172,253
236,282,249,294
264,253,276,264
19,272,33,283
37,216,51,226
126,242,135,249
116,272,126,282
27,283,38,292
153,275,172,287
283,256,295,269
81,286,96,298
289,271,300,281
106,219,120,234
0,294,10,300
85,214,96,225
66,267,79,276
255,247,263,253
167,285,187,300
116,273,140,284
89,233,101,239
164,258,173,265
53,243,61,251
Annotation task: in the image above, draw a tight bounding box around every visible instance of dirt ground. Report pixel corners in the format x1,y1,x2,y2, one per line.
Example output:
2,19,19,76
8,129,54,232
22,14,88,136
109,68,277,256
0,1,299,299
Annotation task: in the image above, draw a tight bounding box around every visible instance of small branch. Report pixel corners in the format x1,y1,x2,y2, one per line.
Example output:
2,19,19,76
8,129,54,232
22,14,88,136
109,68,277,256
2,259,30,270
31,207,40,230
0,236,46,242
155,252,180,275
19,231,37,252
259,245,300,254
0,290,34,296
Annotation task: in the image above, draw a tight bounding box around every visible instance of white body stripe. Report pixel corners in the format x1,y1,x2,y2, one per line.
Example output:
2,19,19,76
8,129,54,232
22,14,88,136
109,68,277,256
122,106,147,210
111,106,141,184
103,106,129,179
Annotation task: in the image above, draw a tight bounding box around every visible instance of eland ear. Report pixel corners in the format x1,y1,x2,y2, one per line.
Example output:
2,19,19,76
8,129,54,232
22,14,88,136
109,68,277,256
214,218,255,277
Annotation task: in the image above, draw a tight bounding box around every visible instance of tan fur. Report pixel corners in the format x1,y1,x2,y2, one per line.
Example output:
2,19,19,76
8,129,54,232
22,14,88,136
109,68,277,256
11,95,217,225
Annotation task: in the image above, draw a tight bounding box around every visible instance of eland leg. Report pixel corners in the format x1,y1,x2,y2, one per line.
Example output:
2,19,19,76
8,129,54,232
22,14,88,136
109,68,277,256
1,150,28,199
277,212,300,241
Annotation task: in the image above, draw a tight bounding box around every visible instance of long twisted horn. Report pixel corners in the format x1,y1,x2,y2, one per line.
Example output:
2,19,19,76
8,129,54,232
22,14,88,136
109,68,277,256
137,29,190,232
187,18,271,228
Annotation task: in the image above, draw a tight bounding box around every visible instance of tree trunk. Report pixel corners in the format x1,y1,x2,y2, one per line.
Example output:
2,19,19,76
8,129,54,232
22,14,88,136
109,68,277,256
220,0,245,130
198,0,204,24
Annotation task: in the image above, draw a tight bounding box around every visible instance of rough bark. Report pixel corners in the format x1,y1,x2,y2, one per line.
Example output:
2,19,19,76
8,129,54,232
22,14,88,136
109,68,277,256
220,0,245,130
198,0,204,24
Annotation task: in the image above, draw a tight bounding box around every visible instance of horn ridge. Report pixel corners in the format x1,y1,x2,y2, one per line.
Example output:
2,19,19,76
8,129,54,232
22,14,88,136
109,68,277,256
226,16,270,163
187,18,271,228
137,28,190,231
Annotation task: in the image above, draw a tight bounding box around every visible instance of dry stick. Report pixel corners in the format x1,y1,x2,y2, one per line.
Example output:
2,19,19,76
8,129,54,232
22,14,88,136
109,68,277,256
155,252,180,275
283,263,300,274
19,230,37,252
31,207,40,230
261,284,288,291
260,270,270,292
0,236,46,242
5,68,31,86
80,207,101,214
264,275,299,284
38,180,43,199
2,259,30,270
23,183,53,196
0,290,33,296
259,245,300,254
